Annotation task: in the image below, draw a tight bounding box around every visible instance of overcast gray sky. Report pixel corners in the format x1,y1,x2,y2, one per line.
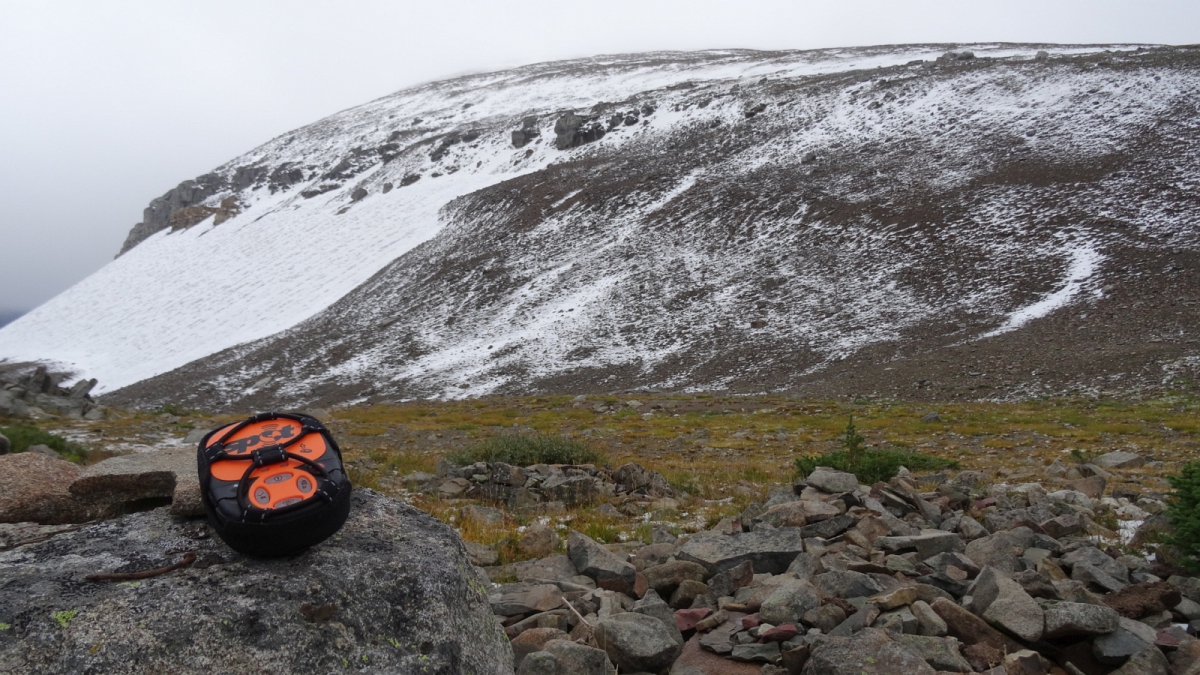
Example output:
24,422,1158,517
1,1,1197,318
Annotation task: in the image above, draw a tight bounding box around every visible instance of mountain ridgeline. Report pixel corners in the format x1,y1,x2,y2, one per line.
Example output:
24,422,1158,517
2,44,1199,409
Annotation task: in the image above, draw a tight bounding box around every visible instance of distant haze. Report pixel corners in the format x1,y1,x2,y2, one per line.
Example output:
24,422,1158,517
1,0,1197,315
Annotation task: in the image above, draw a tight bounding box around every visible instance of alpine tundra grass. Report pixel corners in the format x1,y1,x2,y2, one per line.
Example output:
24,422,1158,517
10,392,1200,563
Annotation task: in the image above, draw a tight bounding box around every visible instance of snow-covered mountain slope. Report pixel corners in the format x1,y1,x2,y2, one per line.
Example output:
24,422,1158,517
5,44,1200,408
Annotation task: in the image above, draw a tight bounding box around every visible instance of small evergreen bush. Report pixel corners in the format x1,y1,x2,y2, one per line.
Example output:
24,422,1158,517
1167,461,1200,572
0,423,88,462
447,433,603,467
794,416,957,485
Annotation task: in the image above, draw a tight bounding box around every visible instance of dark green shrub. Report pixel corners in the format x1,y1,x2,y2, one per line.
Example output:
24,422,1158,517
447,433,603,467
794,448,958,486
1166,461,1200,572
0,423,89,462
794,416,957,484
841,415,867,456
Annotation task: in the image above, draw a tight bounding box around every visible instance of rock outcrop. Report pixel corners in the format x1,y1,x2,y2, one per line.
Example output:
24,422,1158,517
0,489,513,674
0,365,102,419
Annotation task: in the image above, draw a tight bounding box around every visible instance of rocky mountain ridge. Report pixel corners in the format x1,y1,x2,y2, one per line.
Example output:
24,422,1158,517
1,43,1198,409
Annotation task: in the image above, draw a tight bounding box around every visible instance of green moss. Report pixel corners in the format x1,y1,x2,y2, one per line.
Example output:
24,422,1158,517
53,609,77,628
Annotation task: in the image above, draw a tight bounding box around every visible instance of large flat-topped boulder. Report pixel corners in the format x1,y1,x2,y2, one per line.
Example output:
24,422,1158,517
676,528,805,575
0,489,513,674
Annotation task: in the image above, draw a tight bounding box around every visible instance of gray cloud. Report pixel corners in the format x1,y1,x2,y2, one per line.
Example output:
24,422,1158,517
1,0,1196,315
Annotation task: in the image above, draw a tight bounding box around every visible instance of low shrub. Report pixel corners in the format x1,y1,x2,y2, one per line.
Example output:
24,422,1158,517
794,448,958,486
794,415,957,485
0,423,89,462
447,433,603,467
1166,461,1200,572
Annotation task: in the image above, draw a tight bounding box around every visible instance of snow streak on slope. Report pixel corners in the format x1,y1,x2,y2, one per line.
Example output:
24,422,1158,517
980,243,1102,338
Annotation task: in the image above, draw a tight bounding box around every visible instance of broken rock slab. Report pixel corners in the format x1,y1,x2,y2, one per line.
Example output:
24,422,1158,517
677,527,805,575
805,627,937,675
568,530,639,595
972,566,1045,643
70,447,198,515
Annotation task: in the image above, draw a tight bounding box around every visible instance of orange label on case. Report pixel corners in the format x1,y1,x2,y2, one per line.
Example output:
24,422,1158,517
206,419,328,486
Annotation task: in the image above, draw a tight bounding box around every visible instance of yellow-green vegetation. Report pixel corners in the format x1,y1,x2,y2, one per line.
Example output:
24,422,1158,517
53,609,77,628
15,393,1200,565
446,433,604,466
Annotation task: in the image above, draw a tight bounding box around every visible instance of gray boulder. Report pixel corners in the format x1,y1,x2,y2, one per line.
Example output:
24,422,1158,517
876,530,964,559
595,612,682,673
517,650,559,675
707,559,754,597
643,560,707,596
1043,601,1120,638
26,443,61,458
971,566,1045,643
804,467,859,493
0,389,30,417
1063,545,1129,583
805,627,937,675
910,600,948,636
964,530,1029,575
1108,645,1169,675
759,578,822,625
631,589,684,644
894,634,973,672
543,640,615,675
489,583,565,617
1092,451,1145,469
676,527,805,575
1093,617,1158,664
567,531,638,594
0,489,513,674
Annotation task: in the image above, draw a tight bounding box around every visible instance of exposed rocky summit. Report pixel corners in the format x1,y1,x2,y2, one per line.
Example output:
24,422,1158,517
0,489,512,674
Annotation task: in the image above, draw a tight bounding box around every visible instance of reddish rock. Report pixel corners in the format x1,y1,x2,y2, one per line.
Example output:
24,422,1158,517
675,608,713,633
1103,581,1181,619
962,643,1003,671
973,498,996,510
634,572,649,599
741,613,762,630
760,624,799,643
1156,630,1181,648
